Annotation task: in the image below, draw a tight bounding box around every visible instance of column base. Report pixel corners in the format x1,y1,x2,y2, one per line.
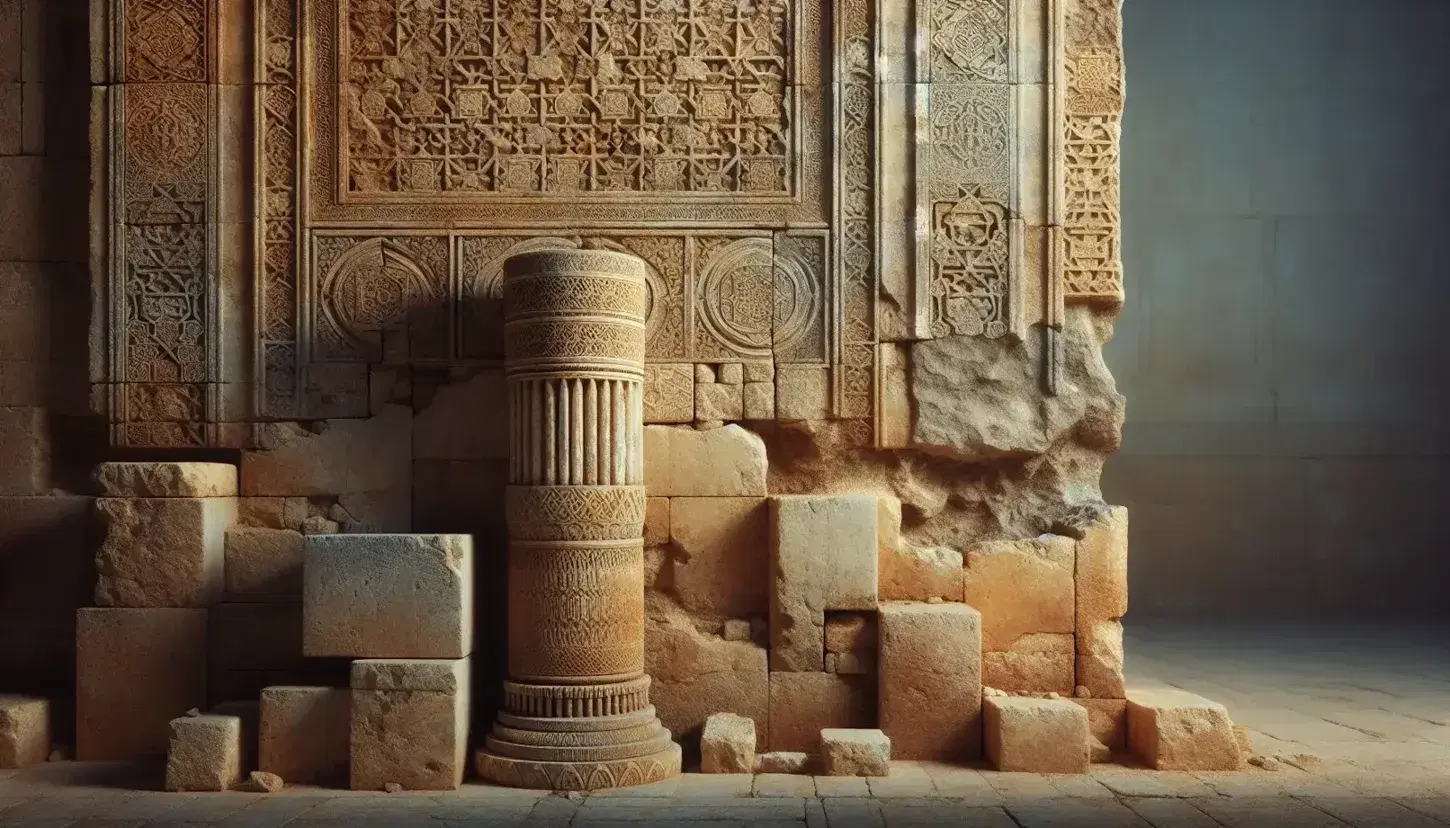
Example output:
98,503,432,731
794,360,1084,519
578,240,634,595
475,741,681,791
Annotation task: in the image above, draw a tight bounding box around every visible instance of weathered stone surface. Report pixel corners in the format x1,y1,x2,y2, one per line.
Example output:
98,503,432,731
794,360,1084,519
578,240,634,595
223,527,305,601
96,463,238,498
820,729,890,777
1127,688,1246,771
669,497,768,620
775,365,830,421
826,652,873,675
351,658,470,791
303,534,473,659
1076,507,1128,698
249,771,284,793
697,382,743,421
241,405,411,497
646,600,768,748
259,686,350,786
76,608,208,761
211,603,303,671
1073,698,1127,756
767,672,872,753
756,751,809,774
0,406,47,495
644,496,670,546
237,497,310,530
881,544,963,603
984,697,1090,774
412,370,508,460
824,612,876,654
1077,620,1125,699
722,619,752,641
701,713,756,774
0,263,46,407
963,535,1075,651
93,497,236,608
166,714,243,792
770,495,878,671
0,695,48,768
878,602,982,760
644,424,768,497
982,633,1076,695
743,381,775,419
210,700,260,774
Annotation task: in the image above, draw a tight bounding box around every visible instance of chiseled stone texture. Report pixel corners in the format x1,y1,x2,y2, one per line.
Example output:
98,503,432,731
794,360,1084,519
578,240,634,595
644,496,670,547
1076,507,1129,698
303,534,473,659
166,714,243,792
669,497,768,620
767,672,872,753
350,658,470,791
94,497,236,608
963,535,1075,651
241,405,412,498
646,599,768,749
77,608,208,761
701,713,756,774
756,750,809,774
0,406,48,495
820,729,890,777
878,497,964,602
223,527,305,601
985,697,1090,774
769,495,878,672
0,695,49,768
260,686,351,786
983,633,1076,696
878,602,983,760
95,462,238,498
1127,688,1246,771
644,424,768,497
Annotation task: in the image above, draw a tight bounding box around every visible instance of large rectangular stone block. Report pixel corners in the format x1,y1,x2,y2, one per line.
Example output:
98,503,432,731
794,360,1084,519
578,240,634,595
303,534,473,659
96,462,238,498
76,608,207,760
669,497,769,620
260,686,350,786
643,425,767,496
767,672,872,753
982,633,1075,696
224,527,305,601
350,658,470,791
985,697,1090,774
95,497,237,608
0,406,48,495
878,602,982,760
241,406,411,497
1076,507,1128,698
769,495,878,672
963,536,1075,652
646,607,768,749
0,695,49,768
1127,688,1245,771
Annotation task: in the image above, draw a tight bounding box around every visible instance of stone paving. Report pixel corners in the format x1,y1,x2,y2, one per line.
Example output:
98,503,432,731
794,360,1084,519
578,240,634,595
3,622,1449,827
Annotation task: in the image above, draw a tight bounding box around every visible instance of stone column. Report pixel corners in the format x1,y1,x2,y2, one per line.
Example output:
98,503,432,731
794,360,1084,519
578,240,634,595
476,249,681,791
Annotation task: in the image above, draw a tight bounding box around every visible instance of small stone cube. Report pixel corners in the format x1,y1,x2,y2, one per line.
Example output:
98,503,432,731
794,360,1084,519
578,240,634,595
821,728,890,777
984,697,1089,774
96,462,238,498
166,714,243,792
95,497,237,608
0,695,49,768
743,361,774,383
701,712,756,774
351,658,470,791
260,686,350,786
1127,688,1245,771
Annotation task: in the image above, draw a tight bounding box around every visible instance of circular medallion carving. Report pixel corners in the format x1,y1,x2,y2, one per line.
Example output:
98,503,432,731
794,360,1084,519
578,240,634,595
127,88,206,177
319,239,432,349
698,237,816,356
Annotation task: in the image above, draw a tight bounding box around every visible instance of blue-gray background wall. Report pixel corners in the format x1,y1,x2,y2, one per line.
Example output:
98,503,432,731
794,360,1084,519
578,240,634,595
1106,0,1450,618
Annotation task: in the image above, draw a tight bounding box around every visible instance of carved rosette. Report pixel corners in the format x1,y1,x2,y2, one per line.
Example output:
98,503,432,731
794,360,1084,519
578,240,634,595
479,249,681,790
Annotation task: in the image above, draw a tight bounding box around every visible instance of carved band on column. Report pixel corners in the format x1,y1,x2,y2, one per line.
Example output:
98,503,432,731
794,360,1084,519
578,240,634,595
477,250,681,791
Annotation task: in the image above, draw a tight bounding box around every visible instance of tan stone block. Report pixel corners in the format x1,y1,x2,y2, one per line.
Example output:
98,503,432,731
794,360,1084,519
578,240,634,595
743,381,775,420
963,535,1075,651
985,697,1089,773
412,370,508,460
1073,698,1126,755
821,729,890,777
882,544,963,603
1077,619,1125,699
695,364,716,383
824,612,876,654
767,672,872,753
350,658,470,791
877,343,911,448
241,405,411,496
95,497,237,608
1127,688,1245,771
211,603,303,671
0,406,47,494
756,751,808,774
210,700,260,774
237,497,309,530
259,686,350,787
77,608,207,760
983,633,1075,695
644,425,767,497
96,462,238,498
826,652,873,675
669,497,768,620
696,382,744,421
646,604,768,748
166,714,243,792
303,534,473,659
702,712,756,774
644,496,670,546
1076,507,1128,698
878,602,983,760
743,361,774,383
770,495,878,671
644,364,696,424
224,527,305,601
717,363,744,385
775,365,829,420
722,619,751,641
0,695,49,768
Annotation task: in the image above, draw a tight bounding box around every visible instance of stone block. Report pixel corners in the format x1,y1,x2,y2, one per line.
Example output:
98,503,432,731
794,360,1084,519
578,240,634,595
769,495,878,671
0,695,49,768
644,425,767,497
1077,620,1125,699
826,652,873,675
77,608,208,760
259,686,350,786
1073,698,1126,756
211,603,303,671
303,534,473,659
210,701,260,774
824,612,875,654
775,365,829,420
881,544,963,603
0,495,97,646
963,535,1075,651
701,713,756,774
0,263,47,406
718,363,744,385
646,604,768,749
984,697,1090,774
696,382,743,421
878,602,983,760
241,405,411,496
643,364,695,423
412,370,509,460
166,714,243,792
350,658,470,791
1076,507,1128,698
756,751,808,774
95,497,237,608
644,496,669,546
669,497,769,620
743,361,774,383
767,672,872,753
1127,688,1245,771
224,527,305,601
237,497,311,530
983,633,1075,695
0,406,47,495
96,462,238,498
820,729,890,777
743,381,775,419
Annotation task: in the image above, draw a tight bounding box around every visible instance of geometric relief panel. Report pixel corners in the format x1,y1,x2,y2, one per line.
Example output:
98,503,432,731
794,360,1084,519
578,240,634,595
312,235,451,364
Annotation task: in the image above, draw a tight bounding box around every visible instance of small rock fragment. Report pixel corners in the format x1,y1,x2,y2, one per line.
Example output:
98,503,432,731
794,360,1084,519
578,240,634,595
1248,755,1281,771
249,771,285,792
384,781,403,794
1090,738,1111,764
722,619,752,642
701,713,756,774
1075,685,1092,699
756,751,810,774
821,728,891,777
983,686,1007,698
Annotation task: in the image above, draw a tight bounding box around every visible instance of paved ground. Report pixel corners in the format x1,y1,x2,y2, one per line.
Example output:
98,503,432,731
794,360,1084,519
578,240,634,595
3,622,1449,826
